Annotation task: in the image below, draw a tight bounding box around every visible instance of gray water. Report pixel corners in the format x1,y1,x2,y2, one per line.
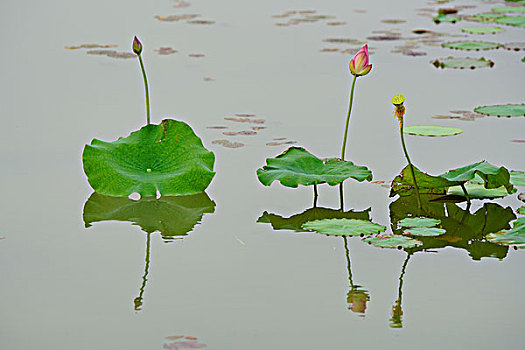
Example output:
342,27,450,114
1,0,524,348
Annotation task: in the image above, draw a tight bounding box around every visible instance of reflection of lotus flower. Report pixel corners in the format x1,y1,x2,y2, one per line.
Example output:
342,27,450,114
133,36,143,55
349,45,372,76
347,289,370,315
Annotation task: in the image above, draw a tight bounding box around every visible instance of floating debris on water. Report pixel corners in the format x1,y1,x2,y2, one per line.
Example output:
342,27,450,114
155,14,200,22
156,47,178,55
65,43,117,49
212,139,245,148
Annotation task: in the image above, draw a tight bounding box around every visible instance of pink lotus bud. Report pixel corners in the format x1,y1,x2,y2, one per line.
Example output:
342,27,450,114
133,36,143,55
349,45,372,76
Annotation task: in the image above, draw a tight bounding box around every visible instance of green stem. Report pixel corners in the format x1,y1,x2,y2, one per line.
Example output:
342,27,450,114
134,232,152,311
460,183,471,205
343,236,354,289
339,183,344,212
313,184,318,208
399,120,421,209
138,54,150,125
341,75,358,161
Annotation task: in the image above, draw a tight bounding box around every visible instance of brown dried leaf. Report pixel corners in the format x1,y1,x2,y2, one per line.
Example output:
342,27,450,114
156,47,179,55
212,139,244,148
224,117,265,124
155,14,200,22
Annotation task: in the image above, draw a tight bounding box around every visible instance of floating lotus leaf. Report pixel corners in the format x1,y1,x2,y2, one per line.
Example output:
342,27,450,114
461,26,505,34
439,161,514,193
502,42,525,51
363,235,423,249
469,13,505,23
390,165,456,197
404,227,446,236
432,57,495,69
486,219,525,249
492,7,525,14
83,192,215,240
512,171,525,186
447,183,515,199
403,125,463,136
257,207,371,232
473,104,525,117
519,206,525,215
433,14,462,23
83,119,215,197
442,40,501,50
302,218,386,237
398,217,441,228
495,15,525,27
256,147,372,188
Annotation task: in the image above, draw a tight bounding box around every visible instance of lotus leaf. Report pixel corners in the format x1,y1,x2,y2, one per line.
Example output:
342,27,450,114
256,147,372,188
403,125,463,136
363,235,423,249
390,165,456,197
486,219,525,249
439,161,514,193
492,7,525,14
83,119,215,197
432,57,495,69
442,41,501,50
461,26,504,34
510,171,525,186
83,192,215,240
302,218,386,237
433,14,461,23
473,104,525,117
447,183,515,199
519,206,525,215
502,42,525,51
398,217,441,228
404,227,446,236
495,15,525,27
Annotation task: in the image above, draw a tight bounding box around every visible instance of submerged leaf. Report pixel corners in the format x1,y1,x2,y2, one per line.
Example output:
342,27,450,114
82,119,215,197
363,235,423,249
303,218,385,237
257,147,372,188
473,104,525,117
403,125,463,136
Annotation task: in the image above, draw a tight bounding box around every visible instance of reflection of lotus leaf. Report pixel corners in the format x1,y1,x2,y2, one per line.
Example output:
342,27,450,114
257,207,371,232
403,125,463,136
495,16,525,28
404,227,446,237
432,57,495,69
492,7,525,14
303,218,385,237
83,192,215,241
363,235,423,249
83,119,215,197
473,104,525,117
442,41,501,50
399,217,440,228
461,26,504,34
256,147,372,188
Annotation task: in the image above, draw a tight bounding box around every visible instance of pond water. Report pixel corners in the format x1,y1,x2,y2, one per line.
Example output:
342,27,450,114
1,0,524,348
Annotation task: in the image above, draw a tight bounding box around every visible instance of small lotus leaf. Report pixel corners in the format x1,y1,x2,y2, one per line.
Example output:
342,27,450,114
473,104,525,117
439,161,514,193
447,183,515,199
302,218,386,237
256,147,372,188
82,119,215,197
442,40,501,50
461,26,505,34
399,217,441,228
495,15,525,27
518,206,525,215
486,220,525,248
363,235,423,249
404,227,446,236
433,14,462,23
403,125,463,136
432,57,494,69
492,7,525,14
468,13,505,23
510,171,525,187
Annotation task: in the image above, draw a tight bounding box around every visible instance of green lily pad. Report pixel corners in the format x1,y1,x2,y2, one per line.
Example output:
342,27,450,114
83,192,215,240
83,119,215,197
467,13,506,23
403,125,463,136
404,227,446,236
447,183,515,199
518,206,525,215
302,218,386,237
363,235,423,249
390,165,456,197
495,15,525,27
492,7,525,14
433,14,462,23
473,104,525,117
398,217,441,228
461,26,505,34
442,40,501,50
486,219,525,249
511,171,525,186
432,57,495,69
256,147,372,188
439,161,514,193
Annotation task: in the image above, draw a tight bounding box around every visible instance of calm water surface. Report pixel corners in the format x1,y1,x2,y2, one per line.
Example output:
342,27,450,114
1,0,524,349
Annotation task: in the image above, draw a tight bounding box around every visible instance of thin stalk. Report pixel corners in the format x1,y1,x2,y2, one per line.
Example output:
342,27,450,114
460,183,471,205
339,183,344,211
138,54,150,125
341,75,358,161
343,236,353,289
313,184,318,208
134,232,152,311
399,120,421,209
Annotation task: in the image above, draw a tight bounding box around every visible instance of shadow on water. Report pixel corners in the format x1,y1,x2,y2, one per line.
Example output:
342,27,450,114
83,192,216,310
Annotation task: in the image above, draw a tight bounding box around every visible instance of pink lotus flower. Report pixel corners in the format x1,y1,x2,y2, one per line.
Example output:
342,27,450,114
349,45,372,76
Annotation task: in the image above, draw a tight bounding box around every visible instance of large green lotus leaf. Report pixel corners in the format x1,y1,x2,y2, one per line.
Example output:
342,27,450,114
257,207,371,232
256,147,372,188
432,57,495,69
302,218,385,237
390,165,456,197
473,104,525,117
403,125,463,136
510,171,525,186
404,227,446,237
363,235,423,249
438,161,514,193
442,41,501,50
83,191,215,240
447,183,515,199
461,26,505,34
492,7,525,14
398,217,441,228
495,15,525,27
83,119,215,197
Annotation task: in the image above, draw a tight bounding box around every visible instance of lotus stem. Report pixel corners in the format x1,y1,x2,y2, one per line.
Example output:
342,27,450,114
399,120,421,209
339,183,344,211
460,183,471,205
343,236,354,289
313,184,318,208
134,232,152,311
341,75,358,161
138,55,151,125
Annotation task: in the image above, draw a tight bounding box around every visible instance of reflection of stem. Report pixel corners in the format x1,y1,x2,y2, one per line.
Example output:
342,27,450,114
137,54,151,125
134,232,152,311
341,75,358,161
460,183,471,205
390,253,412,328
343,236,354,288
313,184,318,208
339,183,344,211
399,120,421,210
